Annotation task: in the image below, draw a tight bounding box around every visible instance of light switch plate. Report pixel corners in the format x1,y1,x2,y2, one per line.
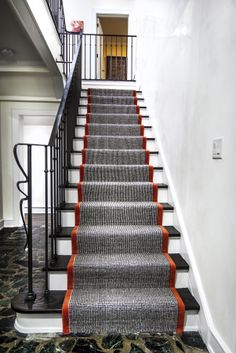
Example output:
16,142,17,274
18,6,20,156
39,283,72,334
212,138,223,159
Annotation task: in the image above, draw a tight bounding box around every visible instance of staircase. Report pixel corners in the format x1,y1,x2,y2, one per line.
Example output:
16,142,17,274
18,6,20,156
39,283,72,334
12,86,200,334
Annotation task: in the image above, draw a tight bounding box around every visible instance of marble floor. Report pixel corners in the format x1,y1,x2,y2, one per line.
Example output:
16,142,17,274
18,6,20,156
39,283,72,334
0,224,208,353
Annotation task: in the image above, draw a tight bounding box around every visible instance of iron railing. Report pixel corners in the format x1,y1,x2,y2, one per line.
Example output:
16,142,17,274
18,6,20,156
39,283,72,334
46,0,81,77
13,35,82,301
82,34,137,81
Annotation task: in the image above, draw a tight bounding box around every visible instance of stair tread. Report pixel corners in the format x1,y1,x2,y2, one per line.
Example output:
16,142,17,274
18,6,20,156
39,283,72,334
59,202,174,211
61,182,168,189
71,149,159,154
66,165,164,170
54,225,181,238
11,288,199,314
76,124,152,128
77,114,149,118
47,254,189,271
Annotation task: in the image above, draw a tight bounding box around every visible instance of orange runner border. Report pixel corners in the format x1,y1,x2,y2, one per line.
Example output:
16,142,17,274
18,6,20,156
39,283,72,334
157,203,163,225
171,287,185,334
71,226,79,254
62,289,72,334
153,184,158,202
75,203,80,226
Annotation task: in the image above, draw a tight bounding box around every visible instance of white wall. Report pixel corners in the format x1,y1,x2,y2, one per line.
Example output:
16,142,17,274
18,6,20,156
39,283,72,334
133,1,236,352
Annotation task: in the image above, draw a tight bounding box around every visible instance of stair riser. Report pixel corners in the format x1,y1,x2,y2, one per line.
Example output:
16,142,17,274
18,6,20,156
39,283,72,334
79,98,144,106
80,92,143,99
56,236,180,256
68,168,164,183
60,210,173,227
75,126,153,138
64,187,168,203
15,311,199,333
77,117,151,127
71,152,159,166
73,139,156,151
48,271,188,291
78,107,147,115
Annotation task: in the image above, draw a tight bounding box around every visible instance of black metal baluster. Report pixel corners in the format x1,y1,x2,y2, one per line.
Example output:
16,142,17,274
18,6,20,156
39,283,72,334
116,36,118,80
126,36,128,80
89,34,92,79
26,145,36,302
95,35,97,79
131,36,133,80
50,146,55,262
110,36,112,80
44,146,49,295
84,35,86,79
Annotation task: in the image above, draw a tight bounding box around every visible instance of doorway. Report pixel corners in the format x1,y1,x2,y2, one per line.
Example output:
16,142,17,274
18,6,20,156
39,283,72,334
96,15,128,80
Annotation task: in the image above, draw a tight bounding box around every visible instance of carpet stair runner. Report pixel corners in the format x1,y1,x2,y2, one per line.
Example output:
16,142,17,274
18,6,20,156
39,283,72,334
62,88,185,334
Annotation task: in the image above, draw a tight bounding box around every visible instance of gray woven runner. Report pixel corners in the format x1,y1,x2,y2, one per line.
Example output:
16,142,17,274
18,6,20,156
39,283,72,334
72,225,164,254
87,124,142,136
85,136,144,150
81,165,152,182
84,149,148,165
87,114,141,125
89,104,138,114
78,182,156,201
88,88,136,96
63,88,184,334
89,96,136,105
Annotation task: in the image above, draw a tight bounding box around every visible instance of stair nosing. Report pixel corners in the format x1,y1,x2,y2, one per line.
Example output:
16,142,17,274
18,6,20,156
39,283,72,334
58,202,174,211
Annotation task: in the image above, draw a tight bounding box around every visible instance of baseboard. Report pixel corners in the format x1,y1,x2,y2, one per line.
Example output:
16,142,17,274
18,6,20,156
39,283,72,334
146,94,232,353
0,219,4,230
3,219,21,228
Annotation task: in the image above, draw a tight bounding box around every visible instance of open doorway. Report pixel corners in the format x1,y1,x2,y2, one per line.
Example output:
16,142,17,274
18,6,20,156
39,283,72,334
96,15,128,80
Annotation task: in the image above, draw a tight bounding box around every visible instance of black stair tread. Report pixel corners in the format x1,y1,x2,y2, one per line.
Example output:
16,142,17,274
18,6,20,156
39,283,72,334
58,202,174,211
54,226,180,239
77,114,150,118
11,288,199,314
81,89,143,93
71,150,159,154
65,165,164,171
79,104,147,109
76,124,152,128
81,97,145,101
60,182,168,189
73,136,155,141
47,254,189,272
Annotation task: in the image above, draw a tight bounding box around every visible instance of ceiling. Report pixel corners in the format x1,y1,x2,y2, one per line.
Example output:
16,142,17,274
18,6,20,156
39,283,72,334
0,0,63,98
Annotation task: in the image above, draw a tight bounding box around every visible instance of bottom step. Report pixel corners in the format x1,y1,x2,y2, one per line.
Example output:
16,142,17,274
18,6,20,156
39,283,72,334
12,289,199,333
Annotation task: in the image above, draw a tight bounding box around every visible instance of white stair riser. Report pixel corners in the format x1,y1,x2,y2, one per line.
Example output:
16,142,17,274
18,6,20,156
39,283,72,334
80,98,145,105
61,210,173,227
78,107,147,115
64,187,168,203
75,126,153,138
77,117,151,127
56,236,180,256
15,311,199,333
68,168,164,184
73,139,156,151
48,271,188,291
71,151,159,166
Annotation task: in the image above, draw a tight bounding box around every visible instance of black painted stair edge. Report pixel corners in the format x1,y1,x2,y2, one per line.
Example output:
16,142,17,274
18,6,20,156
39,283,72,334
65,166,164,171
58,202,174,211
76,124,152,128
60,182,168,189
46,254,189,272
81,96,145,101
70,150,159,155
11,288,200,314
78,104,147,109
73,136,155,141
77,114,150,118
81,89,143,94
53,225,180,239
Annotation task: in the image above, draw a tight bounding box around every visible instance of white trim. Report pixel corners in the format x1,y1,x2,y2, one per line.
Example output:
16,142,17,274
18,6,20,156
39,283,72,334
0,96,60,103
0,219,4,230
146,93,232,353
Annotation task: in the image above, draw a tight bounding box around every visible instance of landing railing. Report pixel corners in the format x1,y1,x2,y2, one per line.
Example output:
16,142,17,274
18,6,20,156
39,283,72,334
82,34,137,81
46,0,81,77
13,34,82,301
